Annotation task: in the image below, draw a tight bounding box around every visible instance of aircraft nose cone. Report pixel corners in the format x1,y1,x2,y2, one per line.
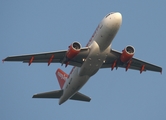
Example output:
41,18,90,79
115,12,122,19
114,12,122,25
104,12,122,30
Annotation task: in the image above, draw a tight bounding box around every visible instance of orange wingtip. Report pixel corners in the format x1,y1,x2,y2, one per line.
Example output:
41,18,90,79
160,69,162,74
2,59,5,63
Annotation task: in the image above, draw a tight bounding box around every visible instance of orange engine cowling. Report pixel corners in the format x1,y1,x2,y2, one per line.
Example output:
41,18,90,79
66,42,81,60
120,46,135,63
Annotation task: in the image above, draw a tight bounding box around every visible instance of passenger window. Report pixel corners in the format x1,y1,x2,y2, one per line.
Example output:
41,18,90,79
69,78,72,84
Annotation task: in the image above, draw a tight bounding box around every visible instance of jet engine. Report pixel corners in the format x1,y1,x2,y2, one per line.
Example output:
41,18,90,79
120,46,135,63
62,42,81,67
66,42,81,59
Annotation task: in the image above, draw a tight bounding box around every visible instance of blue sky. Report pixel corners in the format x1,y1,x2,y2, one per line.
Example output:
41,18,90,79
1,0,166,120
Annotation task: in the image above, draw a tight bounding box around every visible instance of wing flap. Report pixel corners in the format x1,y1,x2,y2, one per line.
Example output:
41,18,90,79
131,58,162,72
4,51,65,62
23,59,61,63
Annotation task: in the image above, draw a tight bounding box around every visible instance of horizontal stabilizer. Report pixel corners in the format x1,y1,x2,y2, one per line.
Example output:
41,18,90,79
70,92,91,102
32,90,63,98
32,90,91,102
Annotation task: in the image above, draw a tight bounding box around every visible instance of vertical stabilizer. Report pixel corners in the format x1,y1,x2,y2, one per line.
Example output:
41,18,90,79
56,68,68,89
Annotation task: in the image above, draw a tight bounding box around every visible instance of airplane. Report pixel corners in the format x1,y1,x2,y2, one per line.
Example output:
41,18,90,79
3,12,162,105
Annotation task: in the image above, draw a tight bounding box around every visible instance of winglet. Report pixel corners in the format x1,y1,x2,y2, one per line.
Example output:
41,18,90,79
2,59,5,63
160,68,162,75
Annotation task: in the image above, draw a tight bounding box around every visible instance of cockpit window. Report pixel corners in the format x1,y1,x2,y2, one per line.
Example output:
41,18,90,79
105,14,110,18
105,12,115,18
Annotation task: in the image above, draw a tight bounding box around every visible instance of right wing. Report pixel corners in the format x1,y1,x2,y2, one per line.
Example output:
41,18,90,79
101,49,162,73
3,47,89,67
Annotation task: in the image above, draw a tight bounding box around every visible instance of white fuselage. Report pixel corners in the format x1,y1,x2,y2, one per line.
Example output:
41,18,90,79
59,12,122,105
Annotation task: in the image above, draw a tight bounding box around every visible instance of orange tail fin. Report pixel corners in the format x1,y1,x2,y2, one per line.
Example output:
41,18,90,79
55,68,68,89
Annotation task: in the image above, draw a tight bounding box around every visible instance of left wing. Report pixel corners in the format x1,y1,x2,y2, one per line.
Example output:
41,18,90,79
101,49,162,73
3,47,89,67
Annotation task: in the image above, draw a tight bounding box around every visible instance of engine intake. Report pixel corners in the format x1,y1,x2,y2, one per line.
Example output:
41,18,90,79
66,42,81,59
62,42,81,67
120,46,135,63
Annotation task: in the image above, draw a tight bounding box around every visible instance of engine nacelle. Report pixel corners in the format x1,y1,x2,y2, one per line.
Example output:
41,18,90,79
120,46,135,63
62,42,81,67
66,42,81,59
